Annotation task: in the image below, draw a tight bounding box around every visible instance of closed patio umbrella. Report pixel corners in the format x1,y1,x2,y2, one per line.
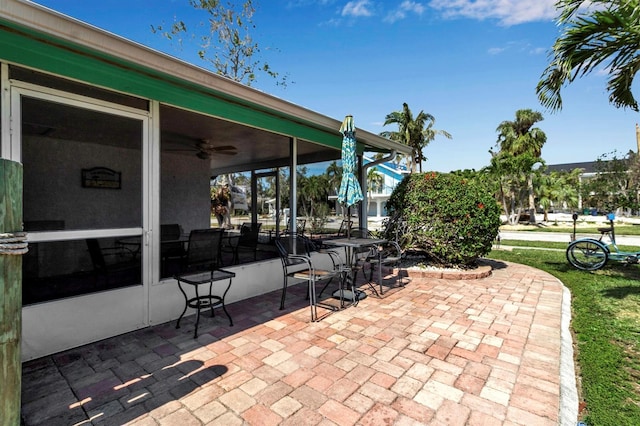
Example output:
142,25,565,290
337,115,363,237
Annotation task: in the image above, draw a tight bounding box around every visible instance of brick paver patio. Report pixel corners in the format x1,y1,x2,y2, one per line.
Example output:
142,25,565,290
21,259,571,425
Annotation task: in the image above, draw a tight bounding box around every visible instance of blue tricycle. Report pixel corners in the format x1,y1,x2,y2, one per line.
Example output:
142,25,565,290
566,213,640,271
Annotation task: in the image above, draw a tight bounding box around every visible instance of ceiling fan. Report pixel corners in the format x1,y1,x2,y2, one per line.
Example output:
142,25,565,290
163,132,238,159
194,139,238,159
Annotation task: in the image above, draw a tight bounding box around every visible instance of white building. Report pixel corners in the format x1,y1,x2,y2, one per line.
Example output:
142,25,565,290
363,155,409,218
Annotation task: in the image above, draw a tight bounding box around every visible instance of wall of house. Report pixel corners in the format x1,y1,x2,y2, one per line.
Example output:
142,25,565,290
23,136,212,233
22,135,142,230
161,152,211,232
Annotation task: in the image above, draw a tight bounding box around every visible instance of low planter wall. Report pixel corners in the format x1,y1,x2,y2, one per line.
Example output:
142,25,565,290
401,264,492,280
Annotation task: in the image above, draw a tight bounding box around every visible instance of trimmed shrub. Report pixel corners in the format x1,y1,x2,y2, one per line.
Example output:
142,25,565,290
383,172,501,267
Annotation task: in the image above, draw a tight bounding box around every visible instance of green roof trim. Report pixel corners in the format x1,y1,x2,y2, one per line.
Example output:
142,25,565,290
0,19,346,150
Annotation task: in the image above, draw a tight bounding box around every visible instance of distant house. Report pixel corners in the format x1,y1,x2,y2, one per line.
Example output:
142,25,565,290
547,161,617,211
326,156,407,218
362,156,409,218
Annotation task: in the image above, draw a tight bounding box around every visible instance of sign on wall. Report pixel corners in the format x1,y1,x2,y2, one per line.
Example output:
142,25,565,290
81,167,121,189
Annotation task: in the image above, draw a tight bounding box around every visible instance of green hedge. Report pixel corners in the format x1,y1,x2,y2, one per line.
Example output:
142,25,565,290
384,172,501,267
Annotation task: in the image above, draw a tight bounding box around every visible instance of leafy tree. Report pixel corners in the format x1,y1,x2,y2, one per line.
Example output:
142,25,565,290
232,173,250,186
537,0,640,111
492,109,546,222
152,0,288,87
486,151,541,224
534,169,580,221
366,168,384,214
582,150,640,213
297,173,329,219
380,103,451,173
366,168,384,193
552,168,581,213
324,160,342,196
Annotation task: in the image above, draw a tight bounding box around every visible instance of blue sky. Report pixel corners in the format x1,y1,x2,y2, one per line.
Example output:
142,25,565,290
33,0,640,172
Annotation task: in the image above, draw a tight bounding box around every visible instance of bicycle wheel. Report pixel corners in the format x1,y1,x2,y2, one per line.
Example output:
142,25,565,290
566,239,609,271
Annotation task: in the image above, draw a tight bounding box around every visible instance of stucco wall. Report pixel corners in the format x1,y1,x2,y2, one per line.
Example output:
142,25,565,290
22,135,211,233
22,135,142,230
161,152,211,232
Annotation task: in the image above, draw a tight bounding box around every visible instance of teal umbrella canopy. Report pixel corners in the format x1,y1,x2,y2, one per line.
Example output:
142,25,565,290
337,115,364,207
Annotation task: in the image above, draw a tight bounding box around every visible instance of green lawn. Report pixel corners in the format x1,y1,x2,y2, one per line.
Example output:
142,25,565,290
487,248,640,425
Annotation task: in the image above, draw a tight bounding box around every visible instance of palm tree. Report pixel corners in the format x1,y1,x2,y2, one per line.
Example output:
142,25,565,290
555,169,581,212
487,151,537,224
494,109,547,222
324,160,342,196
537,0,640,111
366,168,384,215
535,172,563,222
367,168,384,193
495,109,546,157
380,103,451,173
535,169,581,221
298,174,329,218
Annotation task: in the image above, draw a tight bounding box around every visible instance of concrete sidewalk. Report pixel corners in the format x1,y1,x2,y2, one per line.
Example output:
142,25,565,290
499,230,640,246
21,260,577,425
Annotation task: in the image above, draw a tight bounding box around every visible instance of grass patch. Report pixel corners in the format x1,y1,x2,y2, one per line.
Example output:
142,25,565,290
487,249,640,425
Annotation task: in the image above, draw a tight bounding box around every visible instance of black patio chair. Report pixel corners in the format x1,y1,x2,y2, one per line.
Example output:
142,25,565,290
275,233,344,321
86,238,140,287
230,222,262,264
181,228,225,273
335,219,353,237
351,228,405,296
285,219,306,236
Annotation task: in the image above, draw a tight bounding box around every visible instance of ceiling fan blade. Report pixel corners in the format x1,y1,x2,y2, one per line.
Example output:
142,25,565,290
197,141,236,150
210,145,237,151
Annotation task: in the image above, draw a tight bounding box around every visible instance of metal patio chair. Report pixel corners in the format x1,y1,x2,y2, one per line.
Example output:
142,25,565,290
275,233,345,321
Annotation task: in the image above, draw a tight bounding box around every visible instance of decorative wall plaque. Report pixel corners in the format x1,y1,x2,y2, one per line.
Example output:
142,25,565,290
81,167,121,189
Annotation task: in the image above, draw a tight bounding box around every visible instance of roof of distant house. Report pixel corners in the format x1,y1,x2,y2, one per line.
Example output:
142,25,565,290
363,156,407,181
546,161,600,174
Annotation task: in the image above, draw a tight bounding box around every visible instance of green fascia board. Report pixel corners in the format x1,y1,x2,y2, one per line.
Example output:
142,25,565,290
0,20,347,151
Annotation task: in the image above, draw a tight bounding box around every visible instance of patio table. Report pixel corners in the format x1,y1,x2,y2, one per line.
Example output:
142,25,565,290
174,268,235,338
322,237,387,302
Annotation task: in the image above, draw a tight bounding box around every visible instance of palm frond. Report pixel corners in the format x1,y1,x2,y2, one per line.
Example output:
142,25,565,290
538,0,640,111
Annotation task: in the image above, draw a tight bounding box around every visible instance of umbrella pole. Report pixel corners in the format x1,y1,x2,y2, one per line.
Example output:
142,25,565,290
346,206,350,238
345,180,351,238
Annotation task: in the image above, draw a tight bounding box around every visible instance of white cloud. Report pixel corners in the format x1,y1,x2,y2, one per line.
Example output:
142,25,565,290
428,0,558,25
489,42,548,56
384,1,427,23
342,0,374,17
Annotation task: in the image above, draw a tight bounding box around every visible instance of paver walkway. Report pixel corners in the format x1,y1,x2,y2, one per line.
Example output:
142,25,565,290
21,259,575,425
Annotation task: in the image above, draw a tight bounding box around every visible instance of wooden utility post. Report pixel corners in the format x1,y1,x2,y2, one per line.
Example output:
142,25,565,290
0,159,26,426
